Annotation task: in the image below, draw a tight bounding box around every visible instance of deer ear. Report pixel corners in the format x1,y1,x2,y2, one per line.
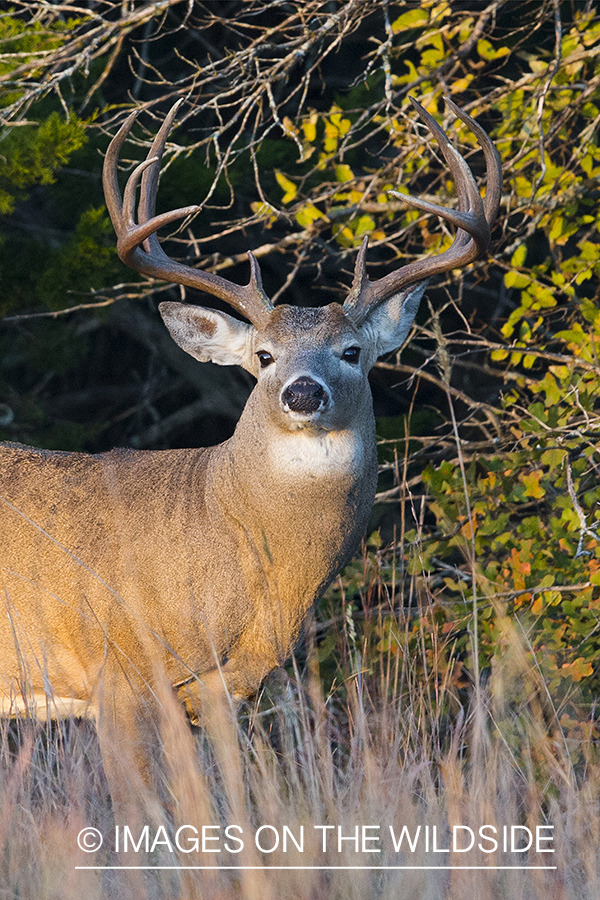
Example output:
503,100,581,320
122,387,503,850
361,281,428,358
159,302,256,371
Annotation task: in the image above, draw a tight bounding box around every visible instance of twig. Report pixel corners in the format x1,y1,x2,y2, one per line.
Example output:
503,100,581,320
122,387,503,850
566,460,600,558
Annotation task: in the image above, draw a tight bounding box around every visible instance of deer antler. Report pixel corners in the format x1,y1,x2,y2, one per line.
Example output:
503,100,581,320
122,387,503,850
104,98,499,331
342,97,502,326
102,100,275,330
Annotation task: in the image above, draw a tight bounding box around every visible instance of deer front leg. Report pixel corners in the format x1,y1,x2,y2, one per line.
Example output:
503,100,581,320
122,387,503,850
176,643,281,725
95,663,161,812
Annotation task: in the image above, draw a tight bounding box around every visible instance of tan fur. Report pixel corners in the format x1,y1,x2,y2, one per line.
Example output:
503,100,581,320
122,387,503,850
0,302,397,792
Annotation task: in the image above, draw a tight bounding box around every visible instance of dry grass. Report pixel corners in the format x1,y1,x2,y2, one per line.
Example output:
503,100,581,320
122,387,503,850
1,590,598,900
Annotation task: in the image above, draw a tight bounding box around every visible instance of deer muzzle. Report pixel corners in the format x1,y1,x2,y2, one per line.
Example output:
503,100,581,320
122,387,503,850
281,376,329,415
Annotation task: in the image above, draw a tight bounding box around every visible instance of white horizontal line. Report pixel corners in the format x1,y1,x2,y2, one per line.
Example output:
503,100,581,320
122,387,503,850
75,865,557,871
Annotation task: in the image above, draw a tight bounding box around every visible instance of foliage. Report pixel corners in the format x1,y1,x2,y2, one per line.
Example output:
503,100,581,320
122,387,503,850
35,206,119,310
0,112,87,215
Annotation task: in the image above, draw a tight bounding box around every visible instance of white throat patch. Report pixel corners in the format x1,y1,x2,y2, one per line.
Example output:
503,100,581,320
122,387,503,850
268,428,365,477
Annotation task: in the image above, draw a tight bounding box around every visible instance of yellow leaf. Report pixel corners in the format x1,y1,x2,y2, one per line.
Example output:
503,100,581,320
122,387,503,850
460,513,477,540
355,215,375,236
548,364,570,379
282,116,298,136
560,658,593,682
531,595,543,615
449,75,474,93
251,201,271,216
528,282,556,308
335,164,354,183
458,17,475,42
302,112,318,143
250,201,277,226
477,38,496,60
529,59,547,74
504,270,531,289
333,224,355,248
515,176,532,198
295,204,327,228
275,171,297,204
521,470,544,499
539,373,561,406
511,244,527,267
391,8,428,31
299,143,315,163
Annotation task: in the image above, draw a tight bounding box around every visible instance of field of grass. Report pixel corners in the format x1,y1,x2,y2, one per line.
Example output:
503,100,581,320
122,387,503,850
1,551,598,900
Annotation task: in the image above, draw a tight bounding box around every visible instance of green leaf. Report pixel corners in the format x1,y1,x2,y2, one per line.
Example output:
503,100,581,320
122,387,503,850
541,448,566,469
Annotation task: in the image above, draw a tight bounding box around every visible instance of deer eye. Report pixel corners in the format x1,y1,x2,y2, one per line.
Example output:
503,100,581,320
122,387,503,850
257,350,274,368
341,346,361,364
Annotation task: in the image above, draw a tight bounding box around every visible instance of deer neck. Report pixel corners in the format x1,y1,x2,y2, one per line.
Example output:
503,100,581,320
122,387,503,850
208,387,378,612
230,384,376,494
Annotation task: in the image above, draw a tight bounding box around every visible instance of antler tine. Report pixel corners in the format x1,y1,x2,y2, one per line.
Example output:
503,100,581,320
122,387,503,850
102,103,274,329
444,97,501,222
103,110,137,224
138,99,183,256
343,97,501,326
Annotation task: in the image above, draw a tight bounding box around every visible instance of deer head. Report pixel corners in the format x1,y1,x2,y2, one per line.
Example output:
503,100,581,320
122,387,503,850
103,98,501,445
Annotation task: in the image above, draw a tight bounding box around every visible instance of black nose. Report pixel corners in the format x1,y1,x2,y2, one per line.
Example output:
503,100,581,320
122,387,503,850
282,377,328,413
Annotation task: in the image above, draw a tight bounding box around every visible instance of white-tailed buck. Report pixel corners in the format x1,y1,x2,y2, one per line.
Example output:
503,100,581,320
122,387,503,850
0,98,500,794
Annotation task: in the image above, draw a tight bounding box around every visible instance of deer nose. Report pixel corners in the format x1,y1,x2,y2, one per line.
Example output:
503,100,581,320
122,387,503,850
282,376,329,413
